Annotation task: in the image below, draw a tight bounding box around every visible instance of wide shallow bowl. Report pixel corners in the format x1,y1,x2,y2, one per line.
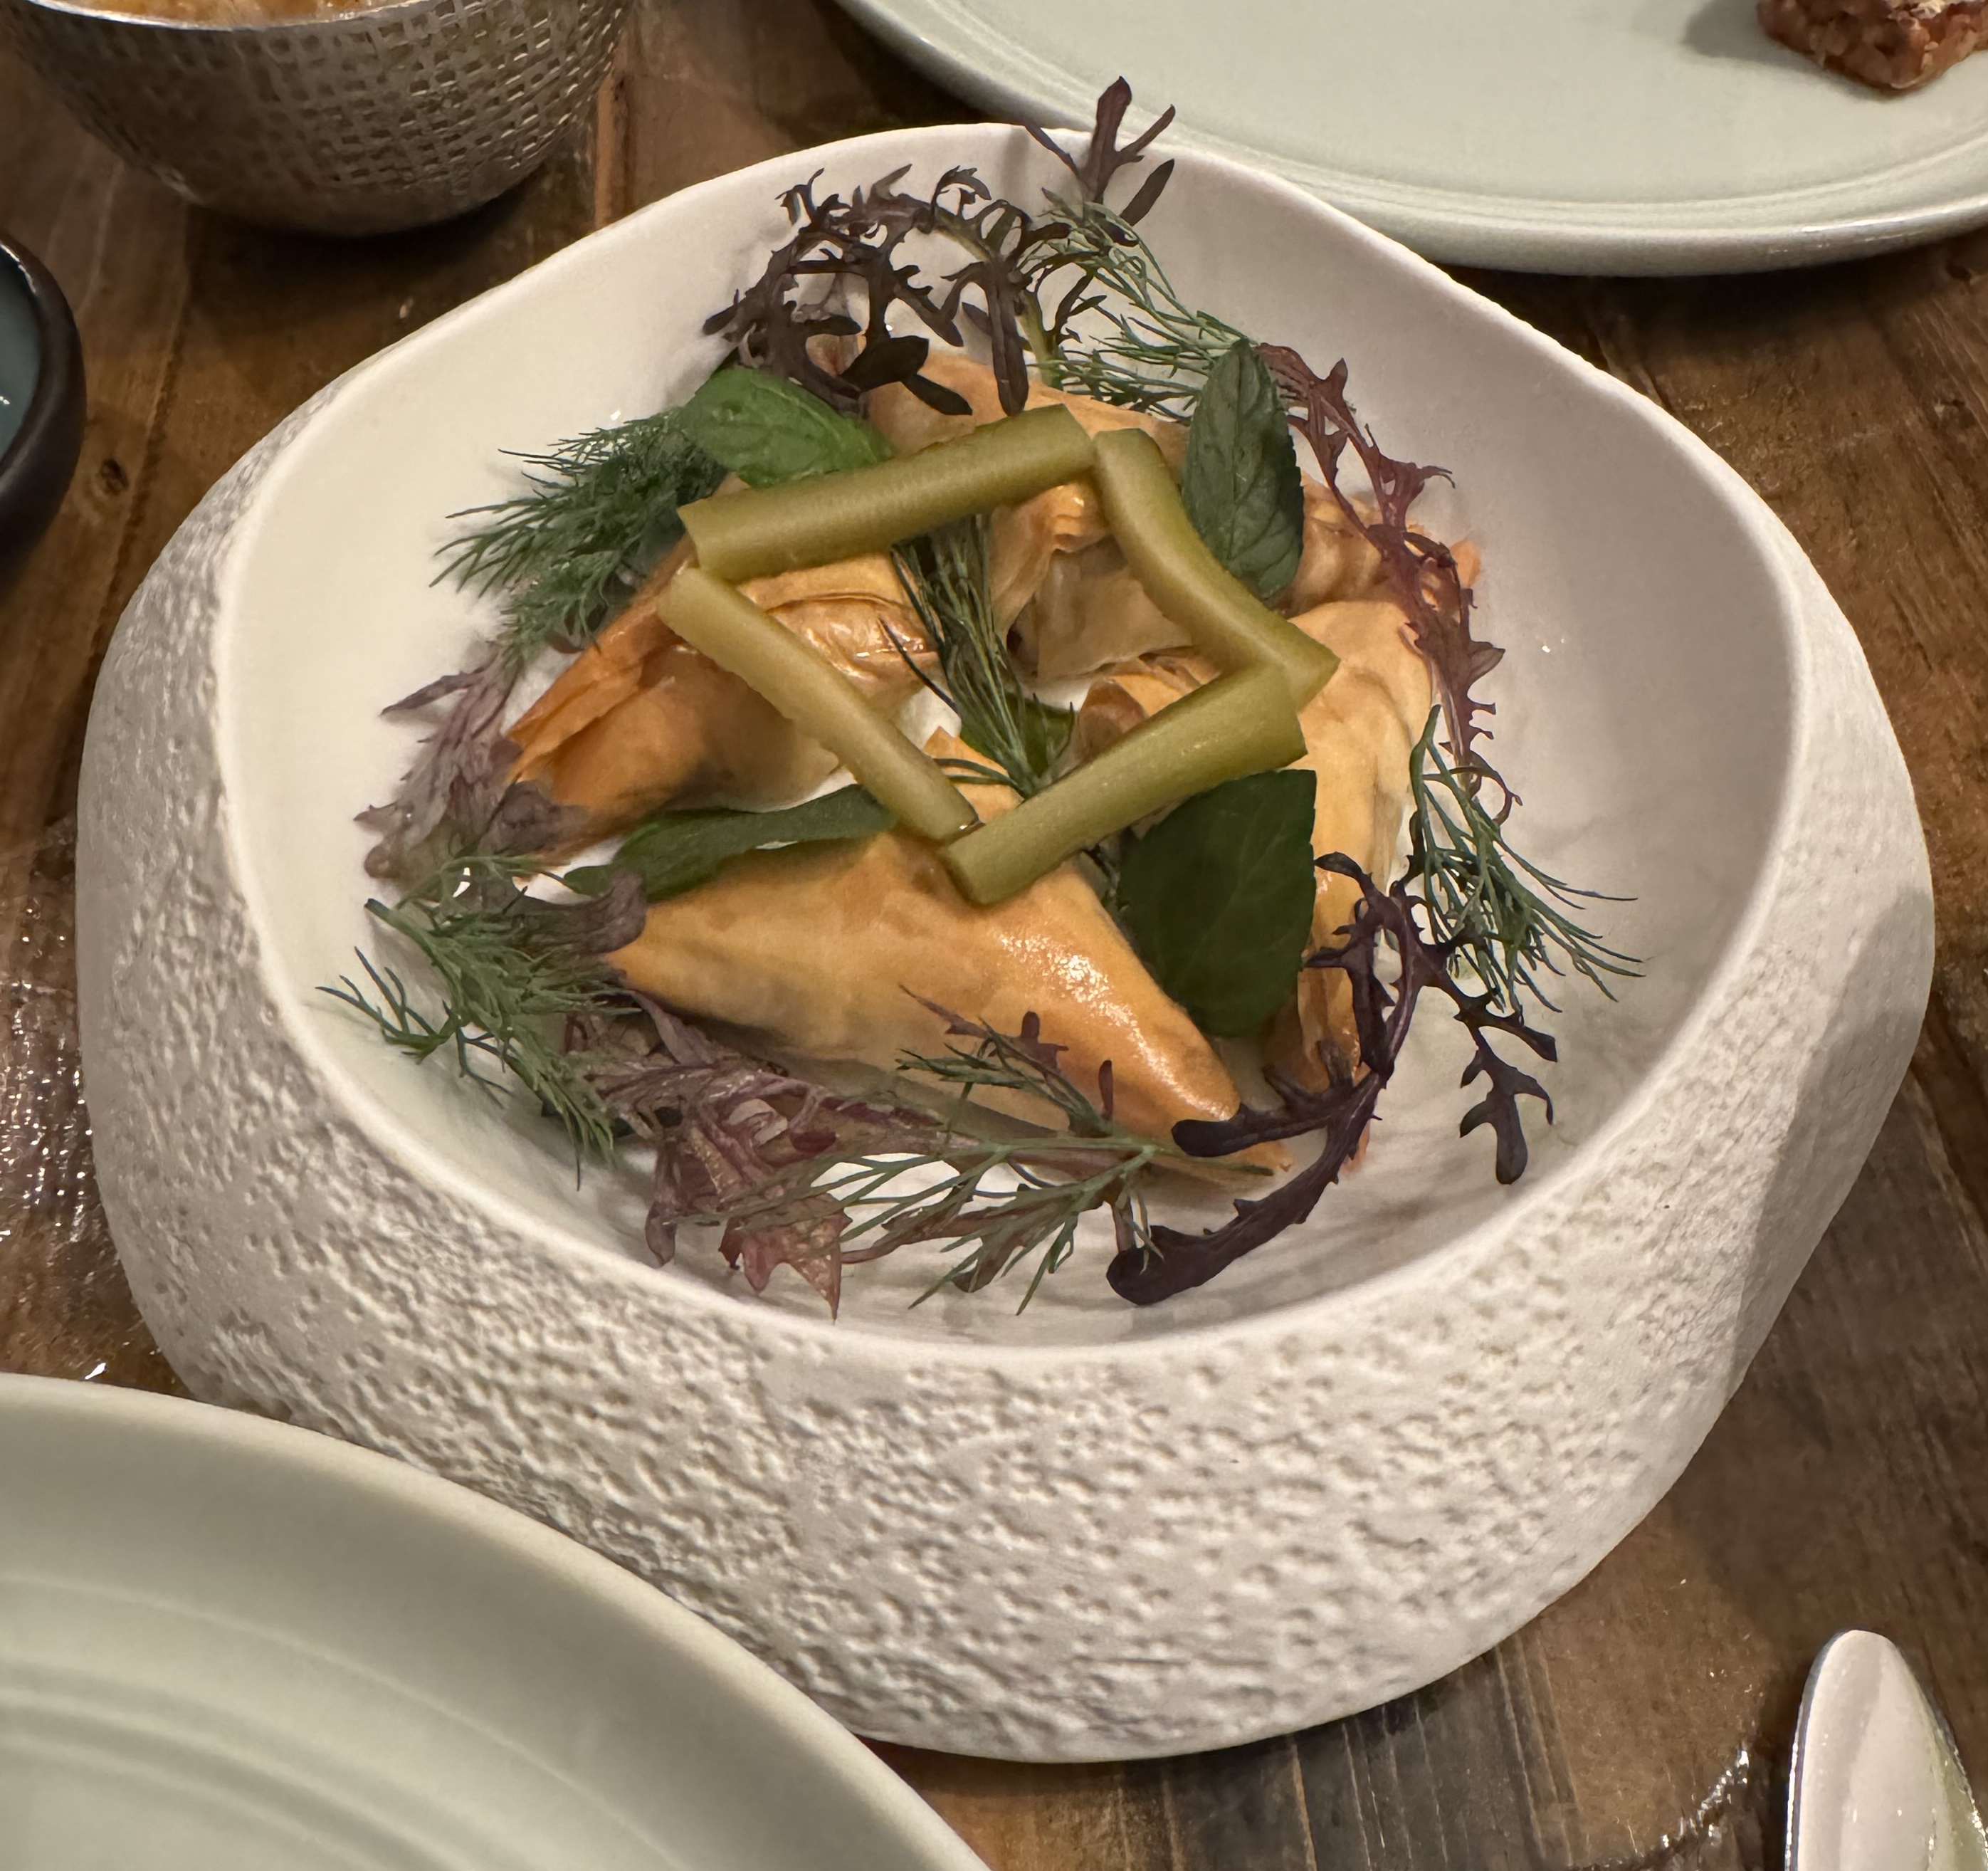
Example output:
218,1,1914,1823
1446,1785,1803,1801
0,1372,984,1870
76,124,1932,1760
0,0,630,236
0,235,83,594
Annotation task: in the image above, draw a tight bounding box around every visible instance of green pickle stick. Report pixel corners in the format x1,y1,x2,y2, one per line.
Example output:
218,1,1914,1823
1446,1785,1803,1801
943,666,1305,905
1092,428,1339,706
659,568,976,844
681,405,1097,580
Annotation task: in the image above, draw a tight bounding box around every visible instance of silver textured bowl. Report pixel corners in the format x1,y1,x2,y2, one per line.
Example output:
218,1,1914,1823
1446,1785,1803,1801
0,0,632,236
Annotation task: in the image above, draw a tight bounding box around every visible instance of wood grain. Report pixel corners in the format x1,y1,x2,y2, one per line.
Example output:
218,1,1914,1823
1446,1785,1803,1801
5,5,1988,1867
0,60,187,926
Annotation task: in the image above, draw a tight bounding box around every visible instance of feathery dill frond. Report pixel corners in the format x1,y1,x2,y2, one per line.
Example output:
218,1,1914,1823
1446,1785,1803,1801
893,517,1071,797
323,856,637,1165
670,1002,1217,1310
1025,192,1247,416
1404,712,1639,1015
438,412,727,669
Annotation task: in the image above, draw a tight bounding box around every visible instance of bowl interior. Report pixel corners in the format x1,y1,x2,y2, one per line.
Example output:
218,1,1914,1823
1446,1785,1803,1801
0,253,41,464
0,1375,975,1870
214,126,1797,1347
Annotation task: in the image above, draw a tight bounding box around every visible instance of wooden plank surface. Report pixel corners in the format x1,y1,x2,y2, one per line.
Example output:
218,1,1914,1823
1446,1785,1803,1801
6,6,1988,1867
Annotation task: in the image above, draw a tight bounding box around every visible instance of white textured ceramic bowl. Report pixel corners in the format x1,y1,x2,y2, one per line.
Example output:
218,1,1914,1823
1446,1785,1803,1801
0,1373,984,1871
76,125,1932,1761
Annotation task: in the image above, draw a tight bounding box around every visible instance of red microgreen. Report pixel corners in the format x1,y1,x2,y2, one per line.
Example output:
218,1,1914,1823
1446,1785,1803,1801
1108,854,1557,1305
1258,345,1504,765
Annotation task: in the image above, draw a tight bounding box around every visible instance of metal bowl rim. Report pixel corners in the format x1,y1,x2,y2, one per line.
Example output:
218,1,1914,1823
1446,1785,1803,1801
3,0,512,37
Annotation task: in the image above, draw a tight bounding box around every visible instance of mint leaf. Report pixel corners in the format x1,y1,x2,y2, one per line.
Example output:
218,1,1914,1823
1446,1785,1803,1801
1181,339,1304,603
565,787,895,902
1117,770,1318,1037
677,368,891,488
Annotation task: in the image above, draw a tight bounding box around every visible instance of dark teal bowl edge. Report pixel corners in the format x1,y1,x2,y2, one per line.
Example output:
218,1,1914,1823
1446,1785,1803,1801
0,235,86,597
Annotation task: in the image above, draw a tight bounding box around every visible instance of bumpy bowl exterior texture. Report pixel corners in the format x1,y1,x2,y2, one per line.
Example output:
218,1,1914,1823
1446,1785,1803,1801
0,0,629,235
75,132,1932,1761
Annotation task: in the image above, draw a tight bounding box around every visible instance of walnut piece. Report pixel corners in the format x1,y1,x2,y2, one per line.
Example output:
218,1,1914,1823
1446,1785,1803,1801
1759,0,1988,90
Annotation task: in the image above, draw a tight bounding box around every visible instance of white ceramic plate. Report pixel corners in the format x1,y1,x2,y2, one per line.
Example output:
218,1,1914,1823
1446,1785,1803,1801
0,1373,984,1871
838,0,1988,272
78,124,1930,1759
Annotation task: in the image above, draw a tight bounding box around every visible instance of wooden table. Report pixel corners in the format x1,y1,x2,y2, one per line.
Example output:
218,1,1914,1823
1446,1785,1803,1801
6,8,1988,1866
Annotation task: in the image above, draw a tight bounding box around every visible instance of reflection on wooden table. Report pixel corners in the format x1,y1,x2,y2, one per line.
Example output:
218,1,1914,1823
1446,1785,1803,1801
5,4,1988,1866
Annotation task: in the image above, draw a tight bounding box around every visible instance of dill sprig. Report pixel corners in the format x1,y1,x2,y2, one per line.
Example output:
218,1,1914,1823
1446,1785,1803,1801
1405,712,1639,1015
897,1012,1167,1304
438,412,727,669
322,856,632,1165
893,517,1072,796
898,1001,1124,1140
327,861,1192,1309
1025,193,1246,416
675,1004,1204,1310
811,1138,1164,1310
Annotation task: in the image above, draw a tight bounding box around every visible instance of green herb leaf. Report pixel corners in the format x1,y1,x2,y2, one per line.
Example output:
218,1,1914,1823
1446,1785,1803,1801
566,786,895,902
894,518,1073,799
1404,710,1638,1015
959,696,1074,782
677,367,892,488
1117,769,1318,1037
322,854,636,1169
440,412,727,668
1180,338,1305,603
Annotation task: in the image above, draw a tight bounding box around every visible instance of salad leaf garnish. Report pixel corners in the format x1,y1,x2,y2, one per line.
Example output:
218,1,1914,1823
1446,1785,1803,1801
597,997,932,1314
1256,345,1636,1017
676,367,892,487
326,856,1211,1313
1026,75,1177,212
1181,338,1305,602
565,786,895,903
1117,770,1318,1037
701,80,1195,421
702,168,979,416
357,654,564,884
642,999,1215,1314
